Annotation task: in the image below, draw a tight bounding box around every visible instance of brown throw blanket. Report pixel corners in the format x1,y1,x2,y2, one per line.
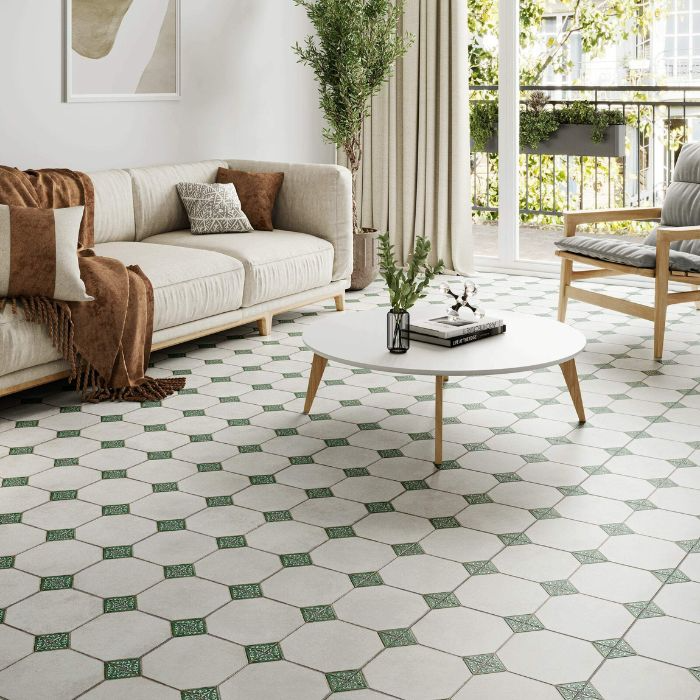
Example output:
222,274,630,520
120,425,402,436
0,166,185,401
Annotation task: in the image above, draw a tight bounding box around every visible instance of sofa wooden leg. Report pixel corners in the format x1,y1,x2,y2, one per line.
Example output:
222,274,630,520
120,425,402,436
257,314,272,337
558,258,572,322
653,247,670,360
334,293,345,312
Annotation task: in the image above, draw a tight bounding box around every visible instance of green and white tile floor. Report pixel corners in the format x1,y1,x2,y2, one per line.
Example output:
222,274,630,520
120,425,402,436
0,274,699,700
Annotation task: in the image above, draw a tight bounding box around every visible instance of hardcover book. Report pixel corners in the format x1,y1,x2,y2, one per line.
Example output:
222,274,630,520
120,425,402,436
409,315,504,339
410,325,506,348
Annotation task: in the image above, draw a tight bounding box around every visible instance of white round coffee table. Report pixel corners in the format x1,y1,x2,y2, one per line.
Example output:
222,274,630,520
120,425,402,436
302,308,587,465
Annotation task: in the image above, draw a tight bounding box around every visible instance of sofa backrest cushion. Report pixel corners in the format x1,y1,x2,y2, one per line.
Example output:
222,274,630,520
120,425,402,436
89,169,136,244
128,160,228,240
658,142,700,255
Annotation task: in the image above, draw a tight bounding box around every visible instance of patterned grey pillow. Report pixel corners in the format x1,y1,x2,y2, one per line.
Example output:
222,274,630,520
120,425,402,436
176,182,253,234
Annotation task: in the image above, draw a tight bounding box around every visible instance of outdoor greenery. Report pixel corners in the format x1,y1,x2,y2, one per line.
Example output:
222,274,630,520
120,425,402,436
293,0,413,235
378,233,444,312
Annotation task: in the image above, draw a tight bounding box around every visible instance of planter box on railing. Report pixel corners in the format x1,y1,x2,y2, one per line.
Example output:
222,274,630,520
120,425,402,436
473,124,627,158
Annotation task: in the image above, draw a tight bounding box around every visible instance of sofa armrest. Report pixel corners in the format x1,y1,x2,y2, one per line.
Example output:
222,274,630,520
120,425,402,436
225,159,352,282
563,207,662,236
656,225,700,242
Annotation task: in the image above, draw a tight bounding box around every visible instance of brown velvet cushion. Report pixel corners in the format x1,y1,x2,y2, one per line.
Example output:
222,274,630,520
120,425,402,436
216,168,284,231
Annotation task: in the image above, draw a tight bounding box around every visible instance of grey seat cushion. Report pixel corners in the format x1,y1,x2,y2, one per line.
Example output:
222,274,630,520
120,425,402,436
555,236,700,273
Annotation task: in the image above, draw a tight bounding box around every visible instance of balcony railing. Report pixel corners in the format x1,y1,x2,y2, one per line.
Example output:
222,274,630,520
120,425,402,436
470,84,700,222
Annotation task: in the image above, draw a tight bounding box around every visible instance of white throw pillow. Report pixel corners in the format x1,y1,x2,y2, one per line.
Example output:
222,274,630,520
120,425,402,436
176,182,253,234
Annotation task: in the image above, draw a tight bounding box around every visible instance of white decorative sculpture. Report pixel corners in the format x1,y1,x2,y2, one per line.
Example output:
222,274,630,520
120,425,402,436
440,279,485,323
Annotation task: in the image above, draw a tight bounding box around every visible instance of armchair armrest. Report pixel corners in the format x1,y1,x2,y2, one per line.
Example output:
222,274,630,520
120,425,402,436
563,207,662,236
656,225,700,242
225,159,352,282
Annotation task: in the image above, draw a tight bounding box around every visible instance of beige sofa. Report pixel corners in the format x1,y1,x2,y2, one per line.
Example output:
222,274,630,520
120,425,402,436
0,159,352,397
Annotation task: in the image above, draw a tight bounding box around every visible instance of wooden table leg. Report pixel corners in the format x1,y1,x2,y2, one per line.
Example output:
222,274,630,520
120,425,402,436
560,359,586,423
303,354,328,414
435,375,445,465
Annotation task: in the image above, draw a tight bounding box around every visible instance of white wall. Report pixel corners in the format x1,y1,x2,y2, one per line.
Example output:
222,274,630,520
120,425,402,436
0,0,334,171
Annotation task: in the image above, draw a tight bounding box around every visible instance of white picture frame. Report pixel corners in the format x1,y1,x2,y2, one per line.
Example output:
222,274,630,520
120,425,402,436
65,0,181,103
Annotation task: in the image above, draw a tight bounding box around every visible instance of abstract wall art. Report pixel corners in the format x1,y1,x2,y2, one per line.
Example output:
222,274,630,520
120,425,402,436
65,0,180,102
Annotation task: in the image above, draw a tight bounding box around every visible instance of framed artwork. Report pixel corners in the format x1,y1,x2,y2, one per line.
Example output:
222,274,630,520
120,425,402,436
65,0,180,102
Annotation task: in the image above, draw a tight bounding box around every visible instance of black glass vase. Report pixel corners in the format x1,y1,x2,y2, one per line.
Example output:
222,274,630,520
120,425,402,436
387,310,410,353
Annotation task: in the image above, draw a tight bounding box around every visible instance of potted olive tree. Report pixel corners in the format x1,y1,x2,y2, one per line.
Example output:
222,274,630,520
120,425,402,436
293,0,413,290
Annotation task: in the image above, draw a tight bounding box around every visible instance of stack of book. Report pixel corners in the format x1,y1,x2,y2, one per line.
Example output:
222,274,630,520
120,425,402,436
409,315,506,347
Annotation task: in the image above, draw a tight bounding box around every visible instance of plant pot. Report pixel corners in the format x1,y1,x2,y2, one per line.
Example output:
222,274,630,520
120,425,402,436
350,228,379,291
387,309,410,354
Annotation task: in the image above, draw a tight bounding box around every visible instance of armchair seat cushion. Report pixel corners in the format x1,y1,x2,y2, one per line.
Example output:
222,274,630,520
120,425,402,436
555,236,700,273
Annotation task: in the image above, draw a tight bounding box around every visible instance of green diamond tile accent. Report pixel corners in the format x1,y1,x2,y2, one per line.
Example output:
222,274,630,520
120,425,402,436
246,642,283,663
164,563,196,579
9,447,33,456
378,449,402,458
324,438,349,447
624,600,665,618
573,549,607,564
228,419,249,427
556,681,603,700
104,596,137,613
689,668,700,682
0,513,21,525
46,528,75,541
172,618,207,637
378,627,417,648
190,434,213,443
430,516,460,529
648,477,677,488
344,467,369,477
184,408,206,415
463,653,506,675
676,539,700,554
530,507,560,520
340,399,362,407
15,420,39,428
280,553,312,567
498,532,532,546
2,477,28,487
144,424,167,432
593,638,636,659
41,575,73,591
423,591,460,609
54,457,78,467
250,474,276,485
308,414,332,422
625,498,656,511
306,487,333,499
601,523,634,536
349,571,383,587
265,510,292,522
217,535,247,549
494,472,522,483
101,440,125,449
58,430,81,439
326,526,356,539
158,519,186,532
153,482,178,493
408,432,433,441
652,568,690,584
50,490,77,501
103,545,132,560
147,451,172,460
464,493,493,505
206,496,233,507
464,560,499,575
557,485,587,496
401,479,429,490
366,501,394,513
0,608,4,623
392,542,425,556
387,407,409,415
358,423,381,431
289,456,314,465
238,444,263,454
230,583,263,600
505,614,544,633
102,469,127,480
301,605,337,622
103,504,129,516
325,669,368,693
541,580,578,596
100,414,123,423
104,658,140,680
34,632,70,652
523,453,548,463
59,405,81,412
197,462,222,472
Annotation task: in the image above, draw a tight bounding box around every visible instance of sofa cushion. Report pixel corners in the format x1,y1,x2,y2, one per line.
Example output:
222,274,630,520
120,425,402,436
89,169,136,243
556,235,700,273
95,242,244,330
143,229,334,307
128,160,228,241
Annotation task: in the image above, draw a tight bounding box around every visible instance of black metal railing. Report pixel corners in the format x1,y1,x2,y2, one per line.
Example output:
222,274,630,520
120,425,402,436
470,84,700,221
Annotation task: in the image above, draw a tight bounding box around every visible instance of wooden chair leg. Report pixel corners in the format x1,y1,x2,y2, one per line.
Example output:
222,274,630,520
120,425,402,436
257,313,272,337
558,258,573,322
334,293,345,312
695,286,700,310
560,359,586,423
654,244,670,360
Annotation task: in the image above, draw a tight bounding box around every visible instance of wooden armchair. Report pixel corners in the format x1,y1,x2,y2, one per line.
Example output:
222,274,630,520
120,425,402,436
556,207,700,359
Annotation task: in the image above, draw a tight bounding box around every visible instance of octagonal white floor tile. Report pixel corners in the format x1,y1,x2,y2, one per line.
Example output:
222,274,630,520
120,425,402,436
220,451,290,477
0,568,39,607
138,577,230,620
124,431,190,454
489,481,560,510
413,606,512,655
291,496,368,528
76,514,155,547
626,437,692,460
207,597,302,645
456,572,548,616
651,486,700,516
0,453,53,479
458,450,525,475
211,425,276,447
263,565,352,607
544,443,610,468
126,458,198,483
313,445,379,469
368,456,436,482
142,634,246,689
264,435,326,458
282,619,382,672
14,539,101,576
219,659,328,700
29,465,99,491
555,494,632,525
459,409,517,429
196,546,281,585
244,519,325,554
186,504,264,537
538,593,632,640
234,483,307,511
130,492,206,521
334,584,428,630
74,558,163,598
0,426,56,448
79,478,153,506
0,523,45,557
206,401,263,422
654,580,700,623
79,421,144,443
332,475,403,503
313,537,394,574
6,588,102,634
627,508,700,542
297,419,356,440
392,489,469,518
492,543,578,582
0,648,102,700
0,624,33,671
133,530,216,565
591,655,700,700
80,677,179,700
499,629,600,685
600,534,685,570
72,610,170,660
570,560,661,604
275,463,345,489
528,518,606,552
348,428,410,451
353,512,434,545
421,527,503,562
381,554,467,594
402,439,465,463
171,440,239,465
514,461,587,488
425,467,497,494
606,454,675,480
457,502,535,535
584,474,654,501
177,471,249,498
453,671,560,700
364,645,470,700
486,433,550,456
0,485,48,513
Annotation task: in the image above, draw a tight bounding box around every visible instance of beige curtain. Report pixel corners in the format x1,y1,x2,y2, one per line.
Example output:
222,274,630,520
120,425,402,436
346,0,472,273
